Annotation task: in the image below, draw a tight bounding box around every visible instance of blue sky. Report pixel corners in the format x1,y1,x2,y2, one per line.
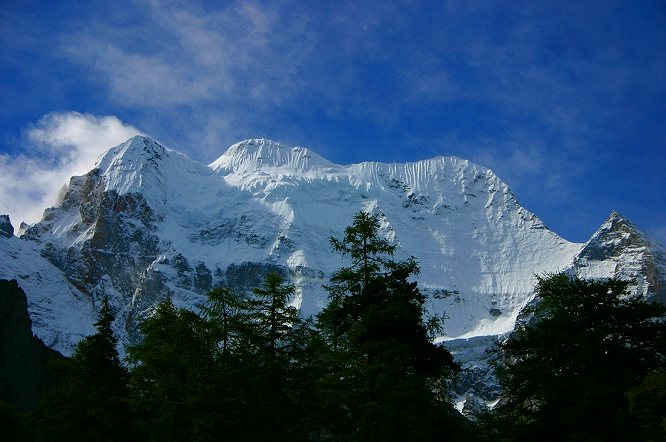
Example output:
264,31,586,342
1,0,664,245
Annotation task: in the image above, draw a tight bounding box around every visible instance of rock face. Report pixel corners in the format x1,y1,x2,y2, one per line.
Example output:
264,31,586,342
0,215,13,238
0,136,663,410
572,211,666,302
0,279,63,410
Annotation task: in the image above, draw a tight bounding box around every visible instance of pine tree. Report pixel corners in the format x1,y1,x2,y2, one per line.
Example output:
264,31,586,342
245,273,299,375
200,286,264,440
201,286,245,362
489,273,666,441
316,212,460,441
239,272,316,441
128,281,321,441
31,298,135,441
626,369,666,441
127,298,224,441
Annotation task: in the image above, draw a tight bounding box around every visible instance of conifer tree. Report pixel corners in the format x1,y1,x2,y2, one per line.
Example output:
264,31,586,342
202,286,245,361
317,211,460,441
128,280,317,441
245,273,299,374
127,298,224,441
239,272,316,441
200,286,262,440
32,298,135,441
489,273,666,441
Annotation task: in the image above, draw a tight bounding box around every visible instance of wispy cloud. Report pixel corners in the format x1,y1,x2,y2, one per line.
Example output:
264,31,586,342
54,1,654,161
649,225,666,248
63,1,313,107
56,0,318,159
0,112,142,228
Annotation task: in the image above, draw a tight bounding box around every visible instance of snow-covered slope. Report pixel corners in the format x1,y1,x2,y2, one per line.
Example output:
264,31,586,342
570,211,666,302
209,139,582,339
0,225,95,354
1,136,662,363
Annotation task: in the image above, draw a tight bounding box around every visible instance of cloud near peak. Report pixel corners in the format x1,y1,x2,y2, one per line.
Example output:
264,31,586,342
0,112,142,229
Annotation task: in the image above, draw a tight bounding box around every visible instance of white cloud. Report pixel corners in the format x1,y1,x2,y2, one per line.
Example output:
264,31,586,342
0,112,142,229
51,0,319,160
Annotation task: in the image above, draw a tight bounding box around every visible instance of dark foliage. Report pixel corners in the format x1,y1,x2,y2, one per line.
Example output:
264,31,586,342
31,298,136,441
127,298,229,441
316,212,463,441
485,273,666,441
0,400,32,442
0,279,62,411
127,274,319,441
27,216,665,441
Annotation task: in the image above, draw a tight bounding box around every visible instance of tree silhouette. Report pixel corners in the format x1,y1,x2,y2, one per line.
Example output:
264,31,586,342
32,298,135,441
317,212,461,441
489,273,666,441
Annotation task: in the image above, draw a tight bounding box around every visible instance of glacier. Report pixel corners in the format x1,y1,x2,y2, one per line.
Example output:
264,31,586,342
1,135,664,408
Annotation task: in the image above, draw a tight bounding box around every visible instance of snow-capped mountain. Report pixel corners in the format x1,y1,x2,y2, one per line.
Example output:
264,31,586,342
571,211,666,302
1,137,664,382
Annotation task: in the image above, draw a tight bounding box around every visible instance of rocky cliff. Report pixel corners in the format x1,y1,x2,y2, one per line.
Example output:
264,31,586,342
0,279,63,410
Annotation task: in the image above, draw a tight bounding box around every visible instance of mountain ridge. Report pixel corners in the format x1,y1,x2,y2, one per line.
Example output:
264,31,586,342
210,138,336,175
1,135,664,410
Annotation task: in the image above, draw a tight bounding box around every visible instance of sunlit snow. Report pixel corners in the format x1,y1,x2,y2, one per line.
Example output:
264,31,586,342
3,136,661,357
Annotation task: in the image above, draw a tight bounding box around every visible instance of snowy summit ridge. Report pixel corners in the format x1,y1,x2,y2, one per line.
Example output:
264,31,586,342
1,135,663,411
93,136,216,208
210,138,336,175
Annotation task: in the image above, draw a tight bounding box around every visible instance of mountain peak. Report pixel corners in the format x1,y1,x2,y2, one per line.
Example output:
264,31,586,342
607,210,625,223
581,211,649,254
573,211,666,300
95,136,166,169
209,138,336,174
593,211,665,256
594,211,639,241
91,136,179,197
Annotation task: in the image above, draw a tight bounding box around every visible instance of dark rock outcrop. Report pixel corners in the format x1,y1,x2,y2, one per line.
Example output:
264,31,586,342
0,215,13,238
0,279,63,410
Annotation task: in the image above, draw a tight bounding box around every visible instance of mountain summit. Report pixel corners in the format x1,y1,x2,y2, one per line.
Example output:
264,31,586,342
1,136,663,409
210,138,336,174
573,211,666,301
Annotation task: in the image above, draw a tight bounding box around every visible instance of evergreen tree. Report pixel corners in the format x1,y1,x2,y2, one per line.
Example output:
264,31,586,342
199,285,262,440
239,272,317,441
128,281,317,441
245,273,299,376
0,400,33,442
202,286,244,360
31,298,135,441
127,298,229,441
317,212,460,441
626,369,666,441
488,273,666,441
